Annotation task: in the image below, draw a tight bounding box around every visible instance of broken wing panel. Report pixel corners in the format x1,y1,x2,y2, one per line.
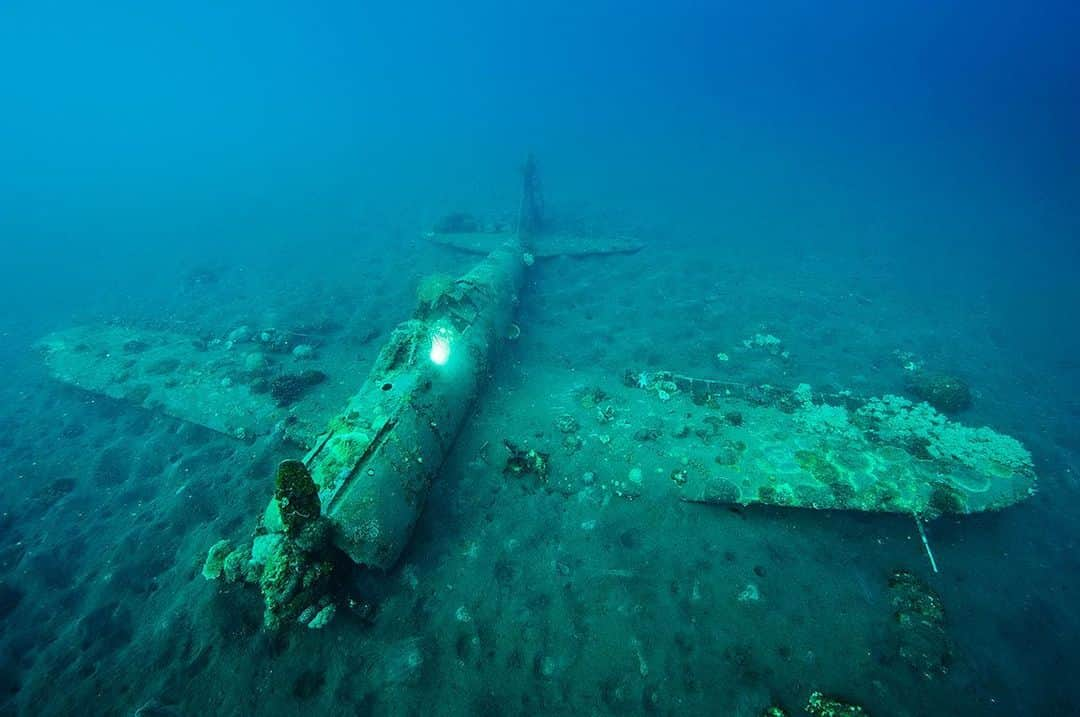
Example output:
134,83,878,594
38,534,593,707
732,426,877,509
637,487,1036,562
38,325,327,445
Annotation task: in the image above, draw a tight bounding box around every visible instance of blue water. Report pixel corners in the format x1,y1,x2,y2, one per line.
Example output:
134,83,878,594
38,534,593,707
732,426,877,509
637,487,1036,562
1,2,1078,715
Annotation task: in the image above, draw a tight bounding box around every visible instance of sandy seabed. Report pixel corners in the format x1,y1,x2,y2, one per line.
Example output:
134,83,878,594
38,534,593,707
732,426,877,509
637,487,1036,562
1,229,1077,717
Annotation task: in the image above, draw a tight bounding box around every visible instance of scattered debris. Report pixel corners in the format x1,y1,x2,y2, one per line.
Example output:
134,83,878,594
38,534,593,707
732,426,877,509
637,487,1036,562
806,691,869,716
503,440,550,483
906,372,972,414
555,414,580,433
595,404,616,424
742,332,790,361
888,569,951,680
270,370,327,407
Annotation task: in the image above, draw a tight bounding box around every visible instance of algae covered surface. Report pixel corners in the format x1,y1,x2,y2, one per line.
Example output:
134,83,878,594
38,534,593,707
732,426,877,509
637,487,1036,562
2,3,1080,716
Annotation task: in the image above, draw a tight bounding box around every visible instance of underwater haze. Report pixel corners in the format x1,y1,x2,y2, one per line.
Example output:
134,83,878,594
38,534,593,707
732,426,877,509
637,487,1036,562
1,1,1079,715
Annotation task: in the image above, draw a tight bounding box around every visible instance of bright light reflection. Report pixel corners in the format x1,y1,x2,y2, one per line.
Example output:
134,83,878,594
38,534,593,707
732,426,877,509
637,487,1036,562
429,332,451,366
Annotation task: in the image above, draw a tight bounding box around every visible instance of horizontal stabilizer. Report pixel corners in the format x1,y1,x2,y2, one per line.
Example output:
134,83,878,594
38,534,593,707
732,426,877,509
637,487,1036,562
426,230,643,258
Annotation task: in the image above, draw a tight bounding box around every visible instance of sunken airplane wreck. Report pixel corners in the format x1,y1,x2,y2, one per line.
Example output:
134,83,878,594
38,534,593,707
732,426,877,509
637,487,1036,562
38,158,1036,630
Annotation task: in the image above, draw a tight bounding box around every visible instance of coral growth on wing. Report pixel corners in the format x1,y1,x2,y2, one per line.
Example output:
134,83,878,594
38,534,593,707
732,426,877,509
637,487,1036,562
855,395,1033,476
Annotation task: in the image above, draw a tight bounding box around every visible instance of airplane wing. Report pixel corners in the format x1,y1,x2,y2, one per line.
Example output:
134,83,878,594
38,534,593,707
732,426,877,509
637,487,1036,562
37,324,351,447
464,366,1037,518
633,371,1037,516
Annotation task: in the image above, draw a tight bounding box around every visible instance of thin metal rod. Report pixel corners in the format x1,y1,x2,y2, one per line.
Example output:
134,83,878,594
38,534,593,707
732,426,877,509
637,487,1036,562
914,514,939,574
